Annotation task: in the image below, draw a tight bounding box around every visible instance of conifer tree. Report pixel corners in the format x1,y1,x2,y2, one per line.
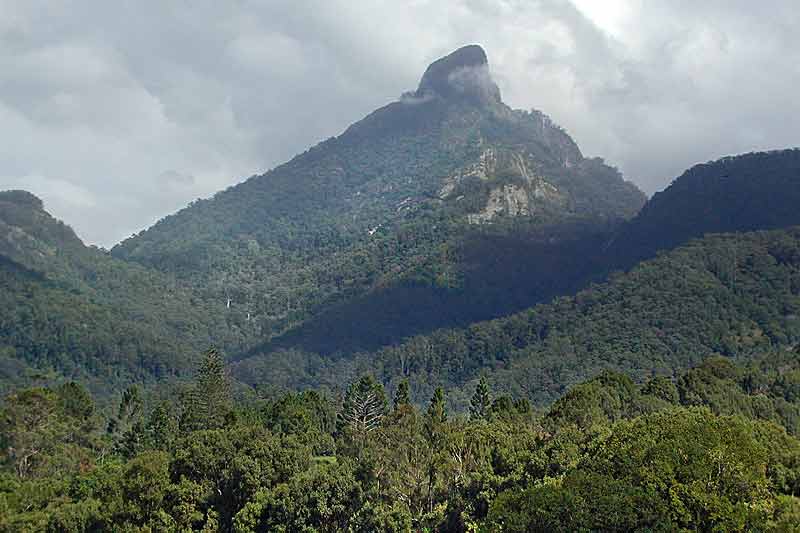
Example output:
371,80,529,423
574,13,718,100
107,385,144,456
469,377,491,420
180,348,232,432
393,379,411,410
338,375,387,438
426,387,447,425
144,401,176,451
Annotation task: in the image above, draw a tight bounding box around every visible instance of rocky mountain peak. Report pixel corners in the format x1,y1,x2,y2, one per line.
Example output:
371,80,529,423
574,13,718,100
415,44,501,105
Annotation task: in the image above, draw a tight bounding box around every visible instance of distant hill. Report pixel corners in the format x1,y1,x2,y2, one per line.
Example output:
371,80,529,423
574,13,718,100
0,191,231,396
608,149,800,266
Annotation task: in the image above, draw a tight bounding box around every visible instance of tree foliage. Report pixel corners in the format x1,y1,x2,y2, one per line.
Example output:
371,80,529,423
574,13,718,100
1,353,800,531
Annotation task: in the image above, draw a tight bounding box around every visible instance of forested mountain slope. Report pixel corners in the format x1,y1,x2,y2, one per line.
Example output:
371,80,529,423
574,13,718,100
236,148,800,391
235,226,800,406
112,45,645,354
0,191,232,395
608,148,800,266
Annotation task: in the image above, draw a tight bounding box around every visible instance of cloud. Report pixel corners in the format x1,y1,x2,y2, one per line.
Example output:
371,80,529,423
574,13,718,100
0,0,798,246
447,65,502,103
158,170,196,189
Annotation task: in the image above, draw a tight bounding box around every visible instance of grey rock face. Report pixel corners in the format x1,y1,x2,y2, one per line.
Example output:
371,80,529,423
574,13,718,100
416,45,501,104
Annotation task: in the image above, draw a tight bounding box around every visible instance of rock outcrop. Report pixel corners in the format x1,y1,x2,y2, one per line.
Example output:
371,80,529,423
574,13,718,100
415,44,501,104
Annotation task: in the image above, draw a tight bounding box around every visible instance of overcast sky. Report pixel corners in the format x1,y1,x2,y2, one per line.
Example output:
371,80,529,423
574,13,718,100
1,1,799,247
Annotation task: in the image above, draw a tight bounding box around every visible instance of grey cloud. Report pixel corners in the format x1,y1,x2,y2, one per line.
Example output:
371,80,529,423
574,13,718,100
158,170,195,188
0,0,798,246
447,65,502,103
400,92,435,106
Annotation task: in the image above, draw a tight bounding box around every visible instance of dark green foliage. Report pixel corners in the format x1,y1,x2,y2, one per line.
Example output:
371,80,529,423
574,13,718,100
232,460,376,533
231,149,800,403
426,387,447,425
545,370,640,430
269,226,800,409
143,401,177,452
469,376,491,420
0,387,99,480
337,375,388,458
2,353,800,531
253,218,625,358
488,409,785,531
56,382,94,421
263,390,335,435
180,348,233,432
0,194,234,398
611,148,800,266
640,375,679,404
393,379,411,410
262,390,336,455
108,386,146,458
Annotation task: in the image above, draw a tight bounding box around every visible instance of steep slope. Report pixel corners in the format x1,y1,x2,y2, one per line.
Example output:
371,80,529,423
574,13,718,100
112,45,645,354
608,149,800,266
234,226,800,407
0,191,231,396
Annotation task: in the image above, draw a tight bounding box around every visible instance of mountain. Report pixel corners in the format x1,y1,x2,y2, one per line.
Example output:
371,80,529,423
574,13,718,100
0,45,647,397
0,191,233,396
608,149,800,266
5,46,799,410
112,45,646,356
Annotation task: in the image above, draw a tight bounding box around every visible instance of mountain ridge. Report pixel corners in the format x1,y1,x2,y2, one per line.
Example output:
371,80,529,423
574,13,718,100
0,190,235,395
607,148,800,267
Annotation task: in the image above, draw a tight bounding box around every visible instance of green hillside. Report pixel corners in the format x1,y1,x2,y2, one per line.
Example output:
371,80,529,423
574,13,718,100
609,148,800,266
242,149,800,360
0,191,233,396
235,226,800,407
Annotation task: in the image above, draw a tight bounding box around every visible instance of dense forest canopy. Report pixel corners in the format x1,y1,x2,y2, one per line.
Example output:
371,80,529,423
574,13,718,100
609,149,800,266
0,191,237,396
2,349,799,531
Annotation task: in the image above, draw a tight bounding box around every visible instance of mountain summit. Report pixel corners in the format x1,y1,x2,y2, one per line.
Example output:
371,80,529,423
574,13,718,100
113,45,645,356
415,44,501,104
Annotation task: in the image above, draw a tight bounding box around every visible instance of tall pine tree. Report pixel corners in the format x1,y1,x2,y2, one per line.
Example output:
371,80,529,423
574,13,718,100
393,380,411,410
338,375,387,436
469,377,491,420
180,348,232,432
426,387,447,425
337,375,387,457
